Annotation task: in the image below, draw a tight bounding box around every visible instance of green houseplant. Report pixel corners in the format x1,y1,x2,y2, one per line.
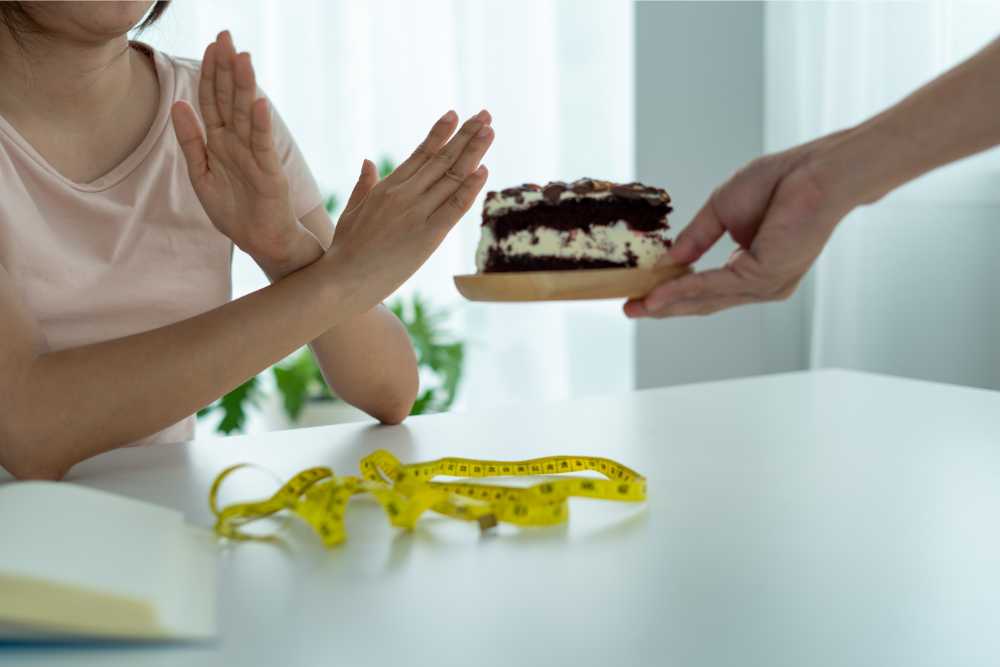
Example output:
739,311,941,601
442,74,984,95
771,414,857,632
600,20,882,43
198,157,466,435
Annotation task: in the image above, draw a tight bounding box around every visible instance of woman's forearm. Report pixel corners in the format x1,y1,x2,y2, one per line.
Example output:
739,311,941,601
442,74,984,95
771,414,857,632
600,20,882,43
1,260,366,479
267,252,420,424
309,306,419,425
255,210,420,425
815,36,1000,207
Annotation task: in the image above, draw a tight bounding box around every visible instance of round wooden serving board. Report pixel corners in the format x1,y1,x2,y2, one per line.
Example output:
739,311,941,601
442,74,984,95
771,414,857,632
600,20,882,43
453,264,691,302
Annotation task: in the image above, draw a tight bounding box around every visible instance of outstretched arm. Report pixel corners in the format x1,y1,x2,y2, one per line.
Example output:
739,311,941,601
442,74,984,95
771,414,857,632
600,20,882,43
627,35,1000,318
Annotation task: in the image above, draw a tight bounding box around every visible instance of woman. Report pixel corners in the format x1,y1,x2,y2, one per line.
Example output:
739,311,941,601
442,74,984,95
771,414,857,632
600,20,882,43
0,1,494,480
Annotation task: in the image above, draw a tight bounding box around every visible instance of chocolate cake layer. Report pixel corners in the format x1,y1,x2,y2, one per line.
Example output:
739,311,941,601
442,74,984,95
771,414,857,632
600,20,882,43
484,198,669,241
484,249,634,272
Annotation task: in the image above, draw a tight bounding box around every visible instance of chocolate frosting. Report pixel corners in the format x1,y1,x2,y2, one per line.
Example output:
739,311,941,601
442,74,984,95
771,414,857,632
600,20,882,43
485,177,671,208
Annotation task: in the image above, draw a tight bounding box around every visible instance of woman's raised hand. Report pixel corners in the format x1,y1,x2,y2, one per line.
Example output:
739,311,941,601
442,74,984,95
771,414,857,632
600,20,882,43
323,109,494,307
171,31,318,279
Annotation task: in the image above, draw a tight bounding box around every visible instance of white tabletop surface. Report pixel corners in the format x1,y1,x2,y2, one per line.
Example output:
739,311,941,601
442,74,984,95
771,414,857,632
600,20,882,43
2,369,1000,667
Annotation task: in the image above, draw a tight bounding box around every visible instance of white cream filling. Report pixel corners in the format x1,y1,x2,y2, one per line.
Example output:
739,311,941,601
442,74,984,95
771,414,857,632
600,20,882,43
475,221,670,271
483,189,614,216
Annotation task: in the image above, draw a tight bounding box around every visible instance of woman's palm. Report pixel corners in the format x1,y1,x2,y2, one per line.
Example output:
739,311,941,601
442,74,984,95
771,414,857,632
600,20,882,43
171,31,297,258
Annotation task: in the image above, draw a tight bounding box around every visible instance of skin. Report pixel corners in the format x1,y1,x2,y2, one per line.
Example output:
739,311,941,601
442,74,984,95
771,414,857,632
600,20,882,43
0,2,495,479
626,35,1000,319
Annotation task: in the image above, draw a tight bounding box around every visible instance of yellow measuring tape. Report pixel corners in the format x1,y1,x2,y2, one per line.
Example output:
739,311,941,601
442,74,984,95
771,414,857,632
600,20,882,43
210,450,646,547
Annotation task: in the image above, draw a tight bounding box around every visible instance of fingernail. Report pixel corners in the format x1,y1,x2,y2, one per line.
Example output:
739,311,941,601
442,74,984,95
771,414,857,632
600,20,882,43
439,110,456,123
477,125,493,138
623,301,644,319
476,109,490,121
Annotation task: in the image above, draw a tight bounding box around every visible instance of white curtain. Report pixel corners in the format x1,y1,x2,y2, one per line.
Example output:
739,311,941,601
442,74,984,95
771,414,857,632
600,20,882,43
766,1,1000,390
142,0,635,431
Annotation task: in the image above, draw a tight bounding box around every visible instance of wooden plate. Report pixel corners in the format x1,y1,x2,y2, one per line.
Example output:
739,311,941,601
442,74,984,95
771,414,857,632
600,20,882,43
453,264,691,302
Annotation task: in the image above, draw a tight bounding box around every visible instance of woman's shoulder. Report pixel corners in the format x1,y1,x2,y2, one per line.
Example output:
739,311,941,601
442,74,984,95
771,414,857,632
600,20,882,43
156,49,203,97
167,53,203,78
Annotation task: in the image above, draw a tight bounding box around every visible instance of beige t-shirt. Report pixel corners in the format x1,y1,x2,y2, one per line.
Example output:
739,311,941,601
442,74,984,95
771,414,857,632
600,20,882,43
0,44,324,446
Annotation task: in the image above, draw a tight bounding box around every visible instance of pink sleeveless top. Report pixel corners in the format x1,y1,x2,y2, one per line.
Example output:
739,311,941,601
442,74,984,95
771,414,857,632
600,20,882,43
0,44,323,446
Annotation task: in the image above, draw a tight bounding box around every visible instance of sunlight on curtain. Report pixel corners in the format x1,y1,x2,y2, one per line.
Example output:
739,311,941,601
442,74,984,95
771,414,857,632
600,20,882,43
142,0,635,431
766,1,1000,389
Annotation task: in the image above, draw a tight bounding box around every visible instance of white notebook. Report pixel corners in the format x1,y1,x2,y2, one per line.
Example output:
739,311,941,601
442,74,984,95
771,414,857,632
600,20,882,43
0,481,216,640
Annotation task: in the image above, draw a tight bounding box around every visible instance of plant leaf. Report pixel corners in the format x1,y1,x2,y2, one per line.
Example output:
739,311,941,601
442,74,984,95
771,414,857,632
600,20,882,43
410,388,435,415
377,156,396,180
273,365,308,421
433,342,464,410
323,193,339,216
386,292,465,414
213,375,261,435
273,347,339,423
388,298,404,321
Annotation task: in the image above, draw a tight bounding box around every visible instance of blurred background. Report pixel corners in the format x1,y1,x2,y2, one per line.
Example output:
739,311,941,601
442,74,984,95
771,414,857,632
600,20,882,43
137,1,1000,437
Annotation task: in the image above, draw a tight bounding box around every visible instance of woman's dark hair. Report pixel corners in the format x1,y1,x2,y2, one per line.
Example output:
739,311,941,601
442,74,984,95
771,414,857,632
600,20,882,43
138,1,171,32
0,1,170,47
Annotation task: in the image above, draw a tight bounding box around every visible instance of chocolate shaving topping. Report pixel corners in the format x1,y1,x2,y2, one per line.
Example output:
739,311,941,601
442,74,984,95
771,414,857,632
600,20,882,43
611,185,645,200
542,182,567,205
499,187,525,204
485,177,671,213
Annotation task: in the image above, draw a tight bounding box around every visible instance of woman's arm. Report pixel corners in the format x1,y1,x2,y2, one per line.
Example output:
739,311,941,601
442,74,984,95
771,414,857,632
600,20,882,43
296,205,418,425
628,35,1000,318
251,204,420,426
0,106,493,480
174,32,428,423
309,306,417,424
0,255,352,479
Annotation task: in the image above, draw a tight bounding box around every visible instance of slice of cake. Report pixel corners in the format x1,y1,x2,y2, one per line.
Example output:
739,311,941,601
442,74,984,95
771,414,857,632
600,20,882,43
475,178,673,272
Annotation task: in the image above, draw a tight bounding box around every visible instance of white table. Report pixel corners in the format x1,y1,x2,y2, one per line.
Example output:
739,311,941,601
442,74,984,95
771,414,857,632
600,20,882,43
3,370,1000,667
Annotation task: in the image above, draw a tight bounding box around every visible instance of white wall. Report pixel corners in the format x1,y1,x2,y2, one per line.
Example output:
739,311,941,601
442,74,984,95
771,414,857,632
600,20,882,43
633,1,809,388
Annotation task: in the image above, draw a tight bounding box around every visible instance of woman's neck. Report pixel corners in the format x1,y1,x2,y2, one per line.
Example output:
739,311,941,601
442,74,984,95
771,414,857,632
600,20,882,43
0,27,161,184
0,30,137,129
